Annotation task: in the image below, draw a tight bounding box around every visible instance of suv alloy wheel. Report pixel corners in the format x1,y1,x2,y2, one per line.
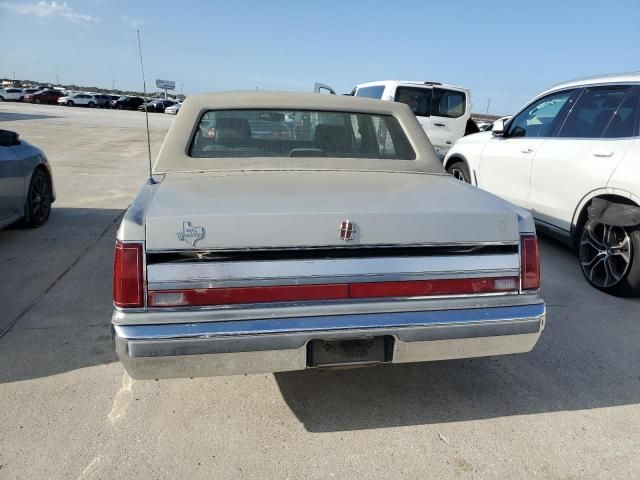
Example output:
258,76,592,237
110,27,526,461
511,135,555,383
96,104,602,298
579,219,640,297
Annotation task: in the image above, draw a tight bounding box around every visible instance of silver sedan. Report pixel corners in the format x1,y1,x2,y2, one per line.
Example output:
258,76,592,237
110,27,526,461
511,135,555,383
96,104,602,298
0,129,55,229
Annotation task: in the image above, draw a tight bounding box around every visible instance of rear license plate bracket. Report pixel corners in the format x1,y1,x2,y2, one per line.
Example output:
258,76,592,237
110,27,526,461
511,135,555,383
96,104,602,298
307,336,393,368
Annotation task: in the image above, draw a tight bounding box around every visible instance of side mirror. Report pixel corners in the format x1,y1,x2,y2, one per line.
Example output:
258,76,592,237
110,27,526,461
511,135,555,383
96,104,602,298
0,130,19,147
492,119,505,136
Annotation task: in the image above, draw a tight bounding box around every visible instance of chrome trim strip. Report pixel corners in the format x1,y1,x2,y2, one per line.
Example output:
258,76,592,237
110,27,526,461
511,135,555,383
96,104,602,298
145,240,519,254
147,254,520,290
116,303,545,341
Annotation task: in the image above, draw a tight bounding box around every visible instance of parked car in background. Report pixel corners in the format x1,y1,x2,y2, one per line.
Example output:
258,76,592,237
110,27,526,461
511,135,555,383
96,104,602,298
0,88,26,101
346,80,477,158
93,94,113,108
112,91,545,379
249,118,292,140
164,101,182,115
57,93,97,107
25,90,64,104
444,73,640,296
0,129,55,228
139,99,175,113
110,96,144,110
22,88,40,96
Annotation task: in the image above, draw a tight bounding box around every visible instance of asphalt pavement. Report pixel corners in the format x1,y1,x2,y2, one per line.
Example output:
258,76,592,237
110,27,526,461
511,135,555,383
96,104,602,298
0,102,639,480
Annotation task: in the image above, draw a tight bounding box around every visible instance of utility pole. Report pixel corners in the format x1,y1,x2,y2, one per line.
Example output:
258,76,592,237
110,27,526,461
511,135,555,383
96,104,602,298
180,83,183,95
12,71,15,80
485,98,491,115
56,74,59,85
112,79,115,91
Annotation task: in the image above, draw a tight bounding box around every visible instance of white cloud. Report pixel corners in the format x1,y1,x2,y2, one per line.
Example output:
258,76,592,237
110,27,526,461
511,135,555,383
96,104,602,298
0,1,98,24
121,15,144,29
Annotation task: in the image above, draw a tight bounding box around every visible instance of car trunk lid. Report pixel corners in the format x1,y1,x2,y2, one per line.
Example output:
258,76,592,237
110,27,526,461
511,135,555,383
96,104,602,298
144,170,520,251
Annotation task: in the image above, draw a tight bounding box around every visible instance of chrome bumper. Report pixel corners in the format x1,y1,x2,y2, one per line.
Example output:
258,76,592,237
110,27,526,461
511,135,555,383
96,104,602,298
113,300,545,379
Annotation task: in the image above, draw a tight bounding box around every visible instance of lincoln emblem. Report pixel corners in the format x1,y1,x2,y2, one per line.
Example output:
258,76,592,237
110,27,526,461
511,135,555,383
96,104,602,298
339,220,355,241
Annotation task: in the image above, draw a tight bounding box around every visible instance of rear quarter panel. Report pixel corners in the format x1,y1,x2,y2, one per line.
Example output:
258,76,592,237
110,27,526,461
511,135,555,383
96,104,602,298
607,138,640,202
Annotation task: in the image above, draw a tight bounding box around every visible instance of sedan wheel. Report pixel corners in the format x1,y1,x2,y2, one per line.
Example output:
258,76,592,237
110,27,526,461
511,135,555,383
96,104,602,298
35,99,41,104
579,219,640,296
66,101,74,106
24,169,52,227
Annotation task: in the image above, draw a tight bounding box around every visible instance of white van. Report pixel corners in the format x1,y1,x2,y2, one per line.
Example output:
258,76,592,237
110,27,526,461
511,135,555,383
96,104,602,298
354,81,474,158
315,81,475,158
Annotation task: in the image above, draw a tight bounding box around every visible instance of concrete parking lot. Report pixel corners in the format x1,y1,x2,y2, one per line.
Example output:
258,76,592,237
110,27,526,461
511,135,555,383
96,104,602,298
1,102,639,479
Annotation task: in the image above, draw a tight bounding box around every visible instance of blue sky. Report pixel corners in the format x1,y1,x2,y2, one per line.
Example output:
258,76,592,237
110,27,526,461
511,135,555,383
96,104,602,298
1,0,638,114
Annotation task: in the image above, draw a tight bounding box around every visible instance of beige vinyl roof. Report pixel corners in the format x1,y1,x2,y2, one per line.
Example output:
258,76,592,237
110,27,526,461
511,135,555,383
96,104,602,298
152,91,444,174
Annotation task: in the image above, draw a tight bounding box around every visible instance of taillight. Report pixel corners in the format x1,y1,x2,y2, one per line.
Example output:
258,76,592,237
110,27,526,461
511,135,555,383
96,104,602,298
113,241,144,308
147,276,519,307
520,235,540,291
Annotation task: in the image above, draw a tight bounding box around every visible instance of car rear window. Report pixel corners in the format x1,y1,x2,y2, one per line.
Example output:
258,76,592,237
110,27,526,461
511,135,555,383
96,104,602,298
189,109,415,160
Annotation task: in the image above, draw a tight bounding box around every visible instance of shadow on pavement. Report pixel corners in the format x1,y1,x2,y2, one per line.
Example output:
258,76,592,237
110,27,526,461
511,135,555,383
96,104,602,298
276,237,640,431
0,112,61,122
0,207,123,383
2,222,639,431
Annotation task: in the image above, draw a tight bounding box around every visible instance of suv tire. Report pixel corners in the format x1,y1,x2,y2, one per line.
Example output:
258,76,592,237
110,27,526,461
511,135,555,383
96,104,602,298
578,219,640,297
447,161,471,183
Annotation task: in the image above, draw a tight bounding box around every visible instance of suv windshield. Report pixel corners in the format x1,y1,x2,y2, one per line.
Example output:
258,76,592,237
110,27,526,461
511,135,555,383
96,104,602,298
189,109,415,160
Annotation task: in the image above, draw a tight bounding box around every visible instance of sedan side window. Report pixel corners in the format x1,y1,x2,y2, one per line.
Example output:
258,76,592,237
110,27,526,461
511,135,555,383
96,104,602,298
558,86,632,138
508,90,574,138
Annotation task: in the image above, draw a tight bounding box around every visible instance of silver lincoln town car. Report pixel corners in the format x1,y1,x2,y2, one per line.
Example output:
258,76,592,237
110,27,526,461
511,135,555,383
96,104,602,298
112,91,546,379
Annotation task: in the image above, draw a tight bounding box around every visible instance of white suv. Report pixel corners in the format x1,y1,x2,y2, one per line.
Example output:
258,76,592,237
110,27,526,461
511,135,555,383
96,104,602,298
57,92,97,107
444,73,640,296
0,88,26,101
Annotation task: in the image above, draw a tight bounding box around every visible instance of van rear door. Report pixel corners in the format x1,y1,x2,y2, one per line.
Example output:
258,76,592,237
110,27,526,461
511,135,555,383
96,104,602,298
393,85,433,146
428,87,469,158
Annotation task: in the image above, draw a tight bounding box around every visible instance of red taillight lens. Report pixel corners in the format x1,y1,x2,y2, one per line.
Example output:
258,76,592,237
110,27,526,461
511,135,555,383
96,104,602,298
113,241,144,308
521,235,540,291
147,276,519,307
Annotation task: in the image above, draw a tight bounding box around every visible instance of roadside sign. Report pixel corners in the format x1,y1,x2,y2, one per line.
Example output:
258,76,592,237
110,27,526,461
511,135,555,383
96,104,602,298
156,79,176,90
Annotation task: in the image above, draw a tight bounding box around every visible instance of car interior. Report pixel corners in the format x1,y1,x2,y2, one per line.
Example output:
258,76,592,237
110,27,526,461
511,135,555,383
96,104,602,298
190,110,415,160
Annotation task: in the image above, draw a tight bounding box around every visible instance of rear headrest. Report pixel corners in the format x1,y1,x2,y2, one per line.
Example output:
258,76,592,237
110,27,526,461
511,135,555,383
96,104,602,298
314,124,352,152
215,117,251,138
602,94,624,108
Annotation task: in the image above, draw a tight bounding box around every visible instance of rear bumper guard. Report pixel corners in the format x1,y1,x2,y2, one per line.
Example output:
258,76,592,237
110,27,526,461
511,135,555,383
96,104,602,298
113,302,545,379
